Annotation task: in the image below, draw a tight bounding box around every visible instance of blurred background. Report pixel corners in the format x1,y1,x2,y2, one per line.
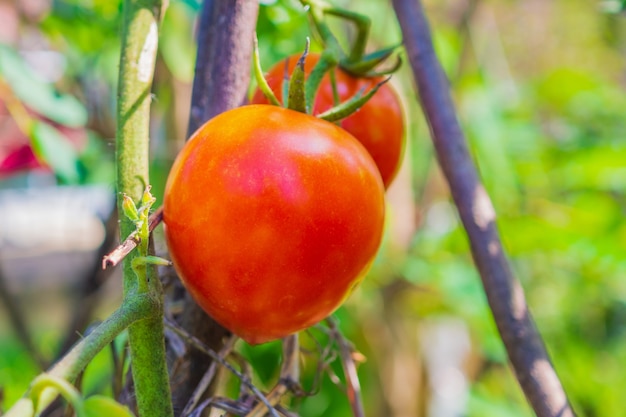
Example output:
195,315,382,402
1,0,626,416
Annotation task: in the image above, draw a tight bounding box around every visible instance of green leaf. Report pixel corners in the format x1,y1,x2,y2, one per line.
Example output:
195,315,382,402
0,45,87,127
84,396,135,417
30,121,81,183
122,194,140,222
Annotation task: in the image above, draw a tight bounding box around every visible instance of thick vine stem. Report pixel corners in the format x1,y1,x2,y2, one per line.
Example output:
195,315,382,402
116,0,172,416
391,1,576,416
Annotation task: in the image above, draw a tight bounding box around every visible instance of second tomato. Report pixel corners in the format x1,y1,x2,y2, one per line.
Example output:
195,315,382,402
251,53,405,189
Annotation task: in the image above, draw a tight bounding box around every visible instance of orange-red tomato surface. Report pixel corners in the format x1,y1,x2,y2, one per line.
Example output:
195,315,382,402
163,105,385,344
251,53,404,188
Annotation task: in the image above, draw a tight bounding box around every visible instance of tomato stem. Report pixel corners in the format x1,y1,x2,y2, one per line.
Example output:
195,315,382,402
3,294,155,416
300,0,402,77
323,6,370,63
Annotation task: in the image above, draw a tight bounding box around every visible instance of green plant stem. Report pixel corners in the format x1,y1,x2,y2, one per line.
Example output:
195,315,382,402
3,294,154,417
299,0,399,76
300,0,369,63
50,295,155,381
323,7,370,63
116,0,172,416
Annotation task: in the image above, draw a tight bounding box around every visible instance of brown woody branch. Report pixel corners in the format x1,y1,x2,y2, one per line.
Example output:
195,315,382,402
390,1,575,416
187,0,259,135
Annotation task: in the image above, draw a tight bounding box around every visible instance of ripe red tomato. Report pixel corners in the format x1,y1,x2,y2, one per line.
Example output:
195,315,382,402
163,105,385,344
251,53,404,189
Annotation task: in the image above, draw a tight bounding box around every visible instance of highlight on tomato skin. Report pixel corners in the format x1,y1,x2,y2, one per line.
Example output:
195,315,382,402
251,52,405,189
163,104,385,344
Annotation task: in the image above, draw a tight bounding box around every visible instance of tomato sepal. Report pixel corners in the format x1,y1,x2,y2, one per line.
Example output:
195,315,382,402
252,34,281,107
287,39,309,113
317,76,391,123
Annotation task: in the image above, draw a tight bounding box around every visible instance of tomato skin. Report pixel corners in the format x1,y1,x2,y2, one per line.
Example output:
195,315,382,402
163,105,385,344
251,53,404,188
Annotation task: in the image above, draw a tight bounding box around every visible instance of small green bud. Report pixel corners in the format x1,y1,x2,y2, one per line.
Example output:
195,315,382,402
122,194,139,222
141,185,155,207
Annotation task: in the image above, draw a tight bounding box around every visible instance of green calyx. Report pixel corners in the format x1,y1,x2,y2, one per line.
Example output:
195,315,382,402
253,1,401,123
253,35,345,120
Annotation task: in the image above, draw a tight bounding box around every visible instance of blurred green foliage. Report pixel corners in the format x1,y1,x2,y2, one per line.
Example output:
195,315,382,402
2,0,626,416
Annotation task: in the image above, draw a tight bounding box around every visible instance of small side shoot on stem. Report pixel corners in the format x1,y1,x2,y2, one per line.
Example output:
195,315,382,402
121,186,171,293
